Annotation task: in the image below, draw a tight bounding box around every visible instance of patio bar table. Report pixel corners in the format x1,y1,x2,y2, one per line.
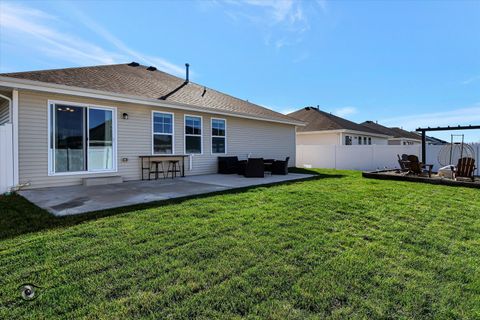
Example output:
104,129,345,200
139,155,189,180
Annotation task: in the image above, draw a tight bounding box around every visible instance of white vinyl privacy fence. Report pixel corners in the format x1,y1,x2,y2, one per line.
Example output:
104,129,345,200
297,144,480,175
0,123,14,193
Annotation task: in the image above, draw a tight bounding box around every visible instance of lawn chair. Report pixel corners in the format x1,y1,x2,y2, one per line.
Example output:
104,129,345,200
406,155,432,178
454,157,476,182
397,154,409,171
271,157,290,175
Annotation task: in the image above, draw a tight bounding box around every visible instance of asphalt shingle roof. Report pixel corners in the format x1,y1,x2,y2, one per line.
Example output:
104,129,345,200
288,107,386,135
361,121,421,140
0,63,301,125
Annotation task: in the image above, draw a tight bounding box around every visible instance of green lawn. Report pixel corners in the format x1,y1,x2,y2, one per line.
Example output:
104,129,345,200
1,169,479,319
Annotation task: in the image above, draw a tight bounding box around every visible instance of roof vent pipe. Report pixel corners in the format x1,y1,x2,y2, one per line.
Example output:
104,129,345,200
185,63,190,83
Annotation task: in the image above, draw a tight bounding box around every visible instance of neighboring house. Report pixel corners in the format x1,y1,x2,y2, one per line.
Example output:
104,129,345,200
413,132,447,145
0,63,303,190
360,121,422,145
288,107,391,146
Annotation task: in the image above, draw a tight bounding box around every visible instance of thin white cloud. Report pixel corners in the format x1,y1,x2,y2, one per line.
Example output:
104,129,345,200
65,5,185,76
239,0,327,24
462,75,480,85
243,0,301,23
334,106,358,118
0,2,184,76
380,103,480,130
316,0,328,13
0,3,122,66
220,0,324,48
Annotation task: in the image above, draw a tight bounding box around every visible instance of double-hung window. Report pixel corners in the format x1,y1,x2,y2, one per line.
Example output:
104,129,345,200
185,115,202,154
152,112,174,154
48,101,116,175
211,118,226,154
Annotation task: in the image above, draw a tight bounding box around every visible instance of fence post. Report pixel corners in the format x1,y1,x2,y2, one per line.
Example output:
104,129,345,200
477,144,479,176
0,124,14,193
334,145,337,169
0,126,4,193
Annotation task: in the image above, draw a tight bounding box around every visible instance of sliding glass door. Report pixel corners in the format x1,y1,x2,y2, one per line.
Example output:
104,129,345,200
53,105,86,173
49,102,116,174
88,108,113,171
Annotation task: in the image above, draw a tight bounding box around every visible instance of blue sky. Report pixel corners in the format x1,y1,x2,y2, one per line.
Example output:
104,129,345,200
1,0,479,141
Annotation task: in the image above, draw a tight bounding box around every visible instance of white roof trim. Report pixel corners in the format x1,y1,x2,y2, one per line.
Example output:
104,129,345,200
389,137,422,142
297,129,392,138
0,76,304,126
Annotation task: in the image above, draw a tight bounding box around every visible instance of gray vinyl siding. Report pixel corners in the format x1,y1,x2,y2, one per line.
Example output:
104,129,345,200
18,90,296,189
0,100,9,125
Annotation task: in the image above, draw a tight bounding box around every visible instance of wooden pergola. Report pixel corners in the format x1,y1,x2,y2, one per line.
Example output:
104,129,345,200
416,125,480,163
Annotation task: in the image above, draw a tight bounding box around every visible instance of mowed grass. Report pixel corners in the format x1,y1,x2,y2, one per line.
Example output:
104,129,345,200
0,169,479,319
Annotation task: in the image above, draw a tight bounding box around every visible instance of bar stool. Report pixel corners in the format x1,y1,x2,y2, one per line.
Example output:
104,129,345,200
150,160,165,180
166,160,181,179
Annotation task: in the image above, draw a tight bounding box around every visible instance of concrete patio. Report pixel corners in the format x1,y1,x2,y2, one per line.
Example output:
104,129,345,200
19,173,313,216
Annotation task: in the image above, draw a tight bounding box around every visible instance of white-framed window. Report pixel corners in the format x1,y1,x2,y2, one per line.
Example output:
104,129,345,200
358,136,362,145
211,118,226,154
152,111,174,154
368,137,372,145
184,115,202,154
48,100,117,176
363,137,368,145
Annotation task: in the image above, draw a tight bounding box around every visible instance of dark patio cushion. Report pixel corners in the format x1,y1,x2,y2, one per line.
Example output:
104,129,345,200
218,156,239,174
237,160,247,175
245,158,265,178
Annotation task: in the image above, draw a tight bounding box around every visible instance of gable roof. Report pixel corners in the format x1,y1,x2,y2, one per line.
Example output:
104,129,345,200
288,107,388,135
411,132,447,145
361,121,421,140
0,63,302,125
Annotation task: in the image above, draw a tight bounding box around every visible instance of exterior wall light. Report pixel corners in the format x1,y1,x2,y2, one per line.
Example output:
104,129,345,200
122,113,129,120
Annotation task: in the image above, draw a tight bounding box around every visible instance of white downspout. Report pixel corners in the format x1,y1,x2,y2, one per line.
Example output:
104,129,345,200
12,90,19,187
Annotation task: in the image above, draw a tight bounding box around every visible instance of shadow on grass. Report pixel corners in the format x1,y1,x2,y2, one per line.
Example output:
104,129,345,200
0,170,345,241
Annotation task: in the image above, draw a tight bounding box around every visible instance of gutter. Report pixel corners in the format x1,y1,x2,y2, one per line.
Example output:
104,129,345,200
0,76,305,127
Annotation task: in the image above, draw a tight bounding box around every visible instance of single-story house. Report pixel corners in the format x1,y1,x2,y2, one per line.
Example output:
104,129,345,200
360,121,422,145
288,107,391,146
413,132,447,145
0,62,303,191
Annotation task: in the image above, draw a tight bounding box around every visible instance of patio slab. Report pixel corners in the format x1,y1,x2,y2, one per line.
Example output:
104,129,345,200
19,173,313,216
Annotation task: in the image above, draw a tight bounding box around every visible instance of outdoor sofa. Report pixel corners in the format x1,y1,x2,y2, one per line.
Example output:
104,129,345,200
217,156,290,177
